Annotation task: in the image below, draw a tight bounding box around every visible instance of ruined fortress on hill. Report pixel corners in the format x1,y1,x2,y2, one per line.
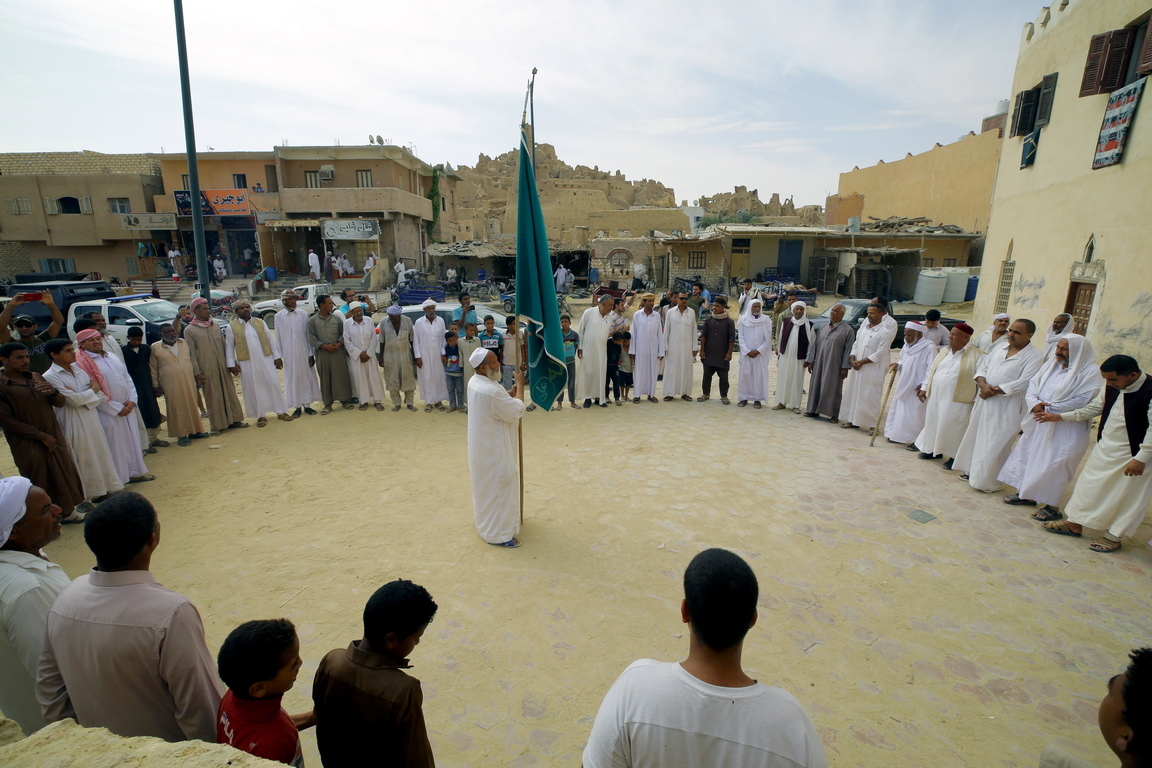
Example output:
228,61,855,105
452,143,822,248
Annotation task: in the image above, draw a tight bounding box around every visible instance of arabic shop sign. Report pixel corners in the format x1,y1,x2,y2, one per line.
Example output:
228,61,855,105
121,213,178,230
321,218,380,240
174,189,251,216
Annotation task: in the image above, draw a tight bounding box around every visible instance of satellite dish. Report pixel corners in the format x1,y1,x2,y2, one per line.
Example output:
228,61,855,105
368,135,375,144
376,135,383,145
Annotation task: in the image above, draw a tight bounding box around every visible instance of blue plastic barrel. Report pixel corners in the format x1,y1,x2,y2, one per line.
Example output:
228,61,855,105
265,266,277,283
589,267,600,285
965,275,979,301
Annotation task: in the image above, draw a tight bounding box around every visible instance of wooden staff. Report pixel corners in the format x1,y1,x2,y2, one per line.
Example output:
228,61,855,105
518,418,525,524
869,365,899,447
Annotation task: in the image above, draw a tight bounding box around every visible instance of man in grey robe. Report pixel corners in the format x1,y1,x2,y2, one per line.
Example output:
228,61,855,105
306,295,354,415
804,303,855,423
377,305,418,411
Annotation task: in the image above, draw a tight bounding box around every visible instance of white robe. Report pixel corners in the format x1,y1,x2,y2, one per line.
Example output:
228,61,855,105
973,329,1009,354
736,313,772,402
915,347,977,458
343,317,385,403
412,314,449,404
774,319,809,408
275,308,321,408
840,318,898,427
998,366,1099,506
224,319,286,417
1062,374,1152,538
576,307,613,402
884,338,937,444
85,350,147,484
661,306,697,397
953,344,1043,491
308,252,321,280
43,364,123,500
629,309,663,397
554,267,568,293
467,374,525,543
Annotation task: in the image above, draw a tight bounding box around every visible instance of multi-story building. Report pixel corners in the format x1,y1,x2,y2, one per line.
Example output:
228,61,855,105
0,152,164,279
974,0,1152,359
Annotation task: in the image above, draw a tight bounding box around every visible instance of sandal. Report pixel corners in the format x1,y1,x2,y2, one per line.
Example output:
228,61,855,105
721,398,730,405
697,396,709,402
359,403,369,411
277,413,293,422
375,403,385,411
663,396,673,402
1043,520,1082,537
150,439,170,448
1004,494,1037,506
424,405,432,413
1031,506,1062,522
488,538,522,548
230,421,249,429
681,395,692,402
753,402,762,409
1089,537,1122,553
257,417,268,428
178,437,192,447
647,396,658,403
320,407,332,415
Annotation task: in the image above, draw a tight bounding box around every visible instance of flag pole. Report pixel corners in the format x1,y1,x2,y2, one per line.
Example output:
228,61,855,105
519,69,537,525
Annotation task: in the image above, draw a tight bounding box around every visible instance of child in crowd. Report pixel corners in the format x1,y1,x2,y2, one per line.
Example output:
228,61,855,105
312,579,439,768
478,316,503,381
458,322,481,404
442,331,464,413
216,618,313,767
501,316,526,390
605,331,624,405
617,330,633,402
555,314,579,409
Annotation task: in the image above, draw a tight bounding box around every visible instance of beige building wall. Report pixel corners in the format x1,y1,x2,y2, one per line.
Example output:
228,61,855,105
826,130,1003,232
975,0,1152,360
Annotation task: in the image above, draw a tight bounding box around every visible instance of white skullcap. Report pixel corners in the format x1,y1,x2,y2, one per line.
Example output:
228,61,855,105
469,347,490,369
993,313,1010,320
0,476,33,546
906,321,927,333
346,301,363,312
420,299,437,309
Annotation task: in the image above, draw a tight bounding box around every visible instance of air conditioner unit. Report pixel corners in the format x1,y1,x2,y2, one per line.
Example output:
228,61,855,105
318,165,335,181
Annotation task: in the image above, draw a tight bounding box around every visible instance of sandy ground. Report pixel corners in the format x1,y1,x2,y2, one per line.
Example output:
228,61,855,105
5,299,1148,768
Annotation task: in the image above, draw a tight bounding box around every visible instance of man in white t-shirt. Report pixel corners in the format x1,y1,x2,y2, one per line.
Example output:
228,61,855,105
583,548,828,768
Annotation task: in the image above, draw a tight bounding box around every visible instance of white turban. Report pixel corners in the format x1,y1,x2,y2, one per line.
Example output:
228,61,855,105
993,313,1010,321
906,321,927,333
0,476,33,546
420,299,437,309
469,347,490,369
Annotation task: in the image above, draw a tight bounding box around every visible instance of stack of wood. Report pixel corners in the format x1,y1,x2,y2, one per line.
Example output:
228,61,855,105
862,216,968,234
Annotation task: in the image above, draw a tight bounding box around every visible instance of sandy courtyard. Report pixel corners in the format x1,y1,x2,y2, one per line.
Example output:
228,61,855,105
5,352,1151,768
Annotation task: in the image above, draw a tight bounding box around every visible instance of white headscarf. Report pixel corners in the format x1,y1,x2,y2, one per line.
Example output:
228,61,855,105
789,301,809,328
1045,313,1074,346
739,299,769,330
0,476,33,546
1035,333,1101,406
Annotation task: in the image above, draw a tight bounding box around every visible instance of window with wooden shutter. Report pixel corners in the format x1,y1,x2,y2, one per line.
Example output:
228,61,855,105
43,197,59,215
79,196,93,214
1099,28,1134,92
1010,90,1040,136
4,199,17,215
1034,73,1059,126
1139,23,1152,74
1080,33,1110,96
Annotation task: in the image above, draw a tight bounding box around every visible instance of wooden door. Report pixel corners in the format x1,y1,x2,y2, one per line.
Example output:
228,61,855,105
1065,281,1096,334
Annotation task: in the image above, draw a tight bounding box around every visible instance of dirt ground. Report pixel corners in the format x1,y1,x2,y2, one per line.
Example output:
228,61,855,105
5,299,1148,768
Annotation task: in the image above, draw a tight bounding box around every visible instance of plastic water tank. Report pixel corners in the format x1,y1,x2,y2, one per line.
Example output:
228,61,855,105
941,268,969,303
965,275,980,302
913,270,948,306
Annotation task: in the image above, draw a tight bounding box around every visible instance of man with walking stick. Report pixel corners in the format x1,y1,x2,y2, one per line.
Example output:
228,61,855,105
839,301,898,433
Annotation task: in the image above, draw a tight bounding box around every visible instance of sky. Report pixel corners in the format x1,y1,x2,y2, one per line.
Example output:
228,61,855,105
0,0,1045,207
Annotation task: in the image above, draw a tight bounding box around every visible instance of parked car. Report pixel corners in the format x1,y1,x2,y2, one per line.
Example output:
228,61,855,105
252,283,333,327
395,301,509,330
807,299,963,349
66,295,181,345
6,280,116,338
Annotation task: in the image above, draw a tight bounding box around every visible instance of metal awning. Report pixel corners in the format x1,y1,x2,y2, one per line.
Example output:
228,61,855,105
265,219,321,228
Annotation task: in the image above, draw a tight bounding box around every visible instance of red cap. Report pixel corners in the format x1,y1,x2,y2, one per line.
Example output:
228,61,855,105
953,322,974,335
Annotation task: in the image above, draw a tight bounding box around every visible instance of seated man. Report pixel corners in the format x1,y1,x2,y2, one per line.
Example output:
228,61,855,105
583,548,828,768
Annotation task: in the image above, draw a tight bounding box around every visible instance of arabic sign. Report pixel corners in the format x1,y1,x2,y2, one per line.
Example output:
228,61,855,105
121,213,178,230
321,218,380,240
174,189,251,216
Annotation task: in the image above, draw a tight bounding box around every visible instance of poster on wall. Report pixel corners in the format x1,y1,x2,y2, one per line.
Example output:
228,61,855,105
174,189,251,216
1092,77,1146,170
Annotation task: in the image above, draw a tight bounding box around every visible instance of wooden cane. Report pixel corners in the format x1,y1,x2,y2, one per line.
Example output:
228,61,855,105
518,417,525,524
869,366,899,447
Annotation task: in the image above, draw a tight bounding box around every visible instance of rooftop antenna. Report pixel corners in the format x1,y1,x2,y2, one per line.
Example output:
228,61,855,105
368,134,375,144
376,135,383,145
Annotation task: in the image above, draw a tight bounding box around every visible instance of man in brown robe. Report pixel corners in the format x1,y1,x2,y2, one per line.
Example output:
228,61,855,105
804,303,856,422
0,343,85,519
150,324,206,446
182,298,247,432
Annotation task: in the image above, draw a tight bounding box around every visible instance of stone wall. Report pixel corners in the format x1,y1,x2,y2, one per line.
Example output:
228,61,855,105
0,151,161,176
0,242,32,277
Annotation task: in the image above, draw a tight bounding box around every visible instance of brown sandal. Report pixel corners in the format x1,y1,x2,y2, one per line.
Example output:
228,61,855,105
1089,537,1121,553
256,417,268,428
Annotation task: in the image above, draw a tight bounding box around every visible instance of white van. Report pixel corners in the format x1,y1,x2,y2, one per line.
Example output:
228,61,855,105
67,295,181,345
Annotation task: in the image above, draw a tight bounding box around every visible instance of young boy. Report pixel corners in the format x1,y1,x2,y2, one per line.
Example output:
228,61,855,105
501,315,526,390
478,316,503,381
217,618,313,767
122,326,165,450
556,314,579,409
313,579,439,768
605,331,624,405
458,322,481,410
442,331,464,413
617,330,633,402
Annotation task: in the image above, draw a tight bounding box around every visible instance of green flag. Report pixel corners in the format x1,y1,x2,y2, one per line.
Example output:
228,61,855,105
515,124,567,408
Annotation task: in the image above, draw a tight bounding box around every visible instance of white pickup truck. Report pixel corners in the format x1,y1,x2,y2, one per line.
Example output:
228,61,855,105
252,283,332,328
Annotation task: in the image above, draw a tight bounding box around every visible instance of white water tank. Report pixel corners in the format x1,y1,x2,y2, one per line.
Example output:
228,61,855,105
913,269,948,306
942,268,970,303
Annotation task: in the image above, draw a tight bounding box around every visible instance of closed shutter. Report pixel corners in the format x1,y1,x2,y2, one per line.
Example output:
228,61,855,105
4,199,16,215
1034,73,1059,126
79,196,93,214
43,197,59,215
1009,90,1040,137
1139,26,1152,75
1080,33,1109,96
1099,28,1134,92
